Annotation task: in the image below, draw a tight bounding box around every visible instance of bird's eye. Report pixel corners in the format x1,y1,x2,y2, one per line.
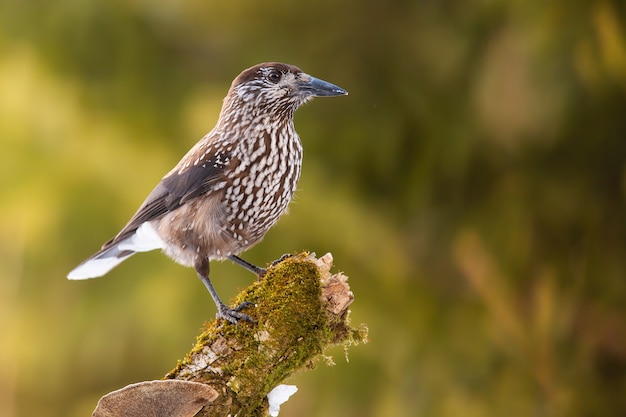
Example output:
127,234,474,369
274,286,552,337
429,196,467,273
267,70,281,83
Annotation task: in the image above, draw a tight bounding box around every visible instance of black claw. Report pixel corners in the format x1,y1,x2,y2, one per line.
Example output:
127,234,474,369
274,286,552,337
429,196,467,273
256,268,267,280
216,302,255,324
232,301,255,312
269,253,295,268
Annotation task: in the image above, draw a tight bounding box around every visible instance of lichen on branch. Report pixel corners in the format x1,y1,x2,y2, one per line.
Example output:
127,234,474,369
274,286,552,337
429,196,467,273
92,253,365,417
163,252,367,417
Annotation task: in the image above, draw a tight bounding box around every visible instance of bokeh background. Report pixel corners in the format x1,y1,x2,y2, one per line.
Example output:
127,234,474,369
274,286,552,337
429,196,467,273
2,1,626,416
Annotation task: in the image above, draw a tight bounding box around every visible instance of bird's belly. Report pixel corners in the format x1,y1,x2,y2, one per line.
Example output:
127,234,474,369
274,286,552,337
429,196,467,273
156,167,298,265
157,130,302,265
156,195,234,266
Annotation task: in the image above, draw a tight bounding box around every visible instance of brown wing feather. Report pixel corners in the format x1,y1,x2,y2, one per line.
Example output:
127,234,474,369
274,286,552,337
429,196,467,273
101,150,230,250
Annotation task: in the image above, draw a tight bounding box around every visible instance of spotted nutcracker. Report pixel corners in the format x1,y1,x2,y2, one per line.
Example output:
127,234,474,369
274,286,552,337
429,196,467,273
68,62,347,323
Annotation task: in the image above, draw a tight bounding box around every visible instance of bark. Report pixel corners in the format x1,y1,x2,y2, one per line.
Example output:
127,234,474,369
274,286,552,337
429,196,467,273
92,252,367,417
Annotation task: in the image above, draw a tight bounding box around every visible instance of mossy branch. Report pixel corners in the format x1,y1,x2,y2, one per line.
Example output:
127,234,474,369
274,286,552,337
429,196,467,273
93,253,367,417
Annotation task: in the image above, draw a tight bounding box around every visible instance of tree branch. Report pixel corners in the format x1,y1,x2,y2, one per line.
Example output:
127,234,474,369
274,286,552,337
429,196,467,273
92,252,367,417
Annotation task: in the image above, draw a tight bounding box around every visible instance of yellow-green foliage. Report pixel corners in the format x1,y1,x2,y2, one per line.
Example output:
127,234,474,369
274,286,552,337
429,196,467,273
4,2,626,416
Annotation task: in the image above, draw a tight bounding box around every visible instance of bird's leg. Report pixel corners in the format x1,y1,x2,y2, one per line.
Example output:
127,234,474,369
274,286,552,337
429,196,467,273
195,258,254,324
228,255,267,279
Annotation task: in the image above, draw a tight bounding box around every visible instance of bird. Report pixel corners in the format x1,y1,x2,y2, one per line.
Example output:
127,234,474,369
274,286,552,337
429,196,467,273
67,62,348,324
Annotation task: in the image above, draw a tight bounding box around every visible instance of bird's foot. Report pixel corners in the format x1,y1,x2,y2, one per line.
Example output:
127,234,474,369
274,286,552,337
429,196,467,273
254,267,267,281
216,301,255,324
255,254,295,282
269,253,295,268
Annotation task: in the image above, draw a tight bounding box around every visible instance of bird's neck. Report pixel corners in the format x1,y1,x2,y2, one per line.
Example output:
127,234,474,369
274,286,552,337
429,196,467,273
217,96,296,132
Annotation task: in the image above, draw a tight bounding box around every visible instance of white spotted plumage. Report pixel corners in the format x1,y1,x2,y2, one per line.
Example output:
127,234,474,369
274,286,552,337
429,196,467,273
67,62,345,324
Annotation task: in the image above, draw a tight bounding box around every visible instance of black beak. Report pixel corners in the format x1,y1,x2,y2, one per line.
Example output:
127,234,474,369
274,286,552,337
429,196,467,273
300,74,348,97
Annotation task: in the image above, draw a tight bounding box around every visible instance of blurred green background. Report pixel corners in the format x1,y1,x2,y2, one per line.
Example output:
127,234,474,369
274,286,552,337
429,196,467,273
2,1,626,416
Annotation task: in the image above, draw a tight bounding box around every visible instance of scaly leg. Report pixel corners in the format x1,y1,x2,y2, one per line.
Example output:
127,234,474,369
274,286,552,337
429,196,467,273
195,258,254,324
228,254,266,277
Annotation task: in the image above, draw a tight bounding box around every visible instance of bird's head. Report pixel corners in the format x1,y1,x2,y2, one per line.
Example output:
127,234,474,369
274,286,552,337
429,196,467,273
225,62,348,116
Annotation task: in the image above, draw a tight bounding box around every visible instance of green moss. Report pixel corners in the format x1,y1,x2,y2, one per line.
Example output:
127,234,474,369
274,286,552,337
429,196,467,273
165,253,341,417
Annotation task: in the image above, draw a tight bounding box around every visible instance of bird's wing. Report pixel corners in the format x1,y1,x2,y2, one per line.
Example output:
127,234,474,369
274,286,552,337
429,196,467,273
102,148,232,250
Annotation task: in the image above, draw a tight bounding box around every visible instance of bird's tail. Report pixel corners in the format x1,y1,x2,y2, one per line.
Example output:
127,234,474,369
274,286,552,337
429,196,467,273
67,244,136,280
67,222,165,280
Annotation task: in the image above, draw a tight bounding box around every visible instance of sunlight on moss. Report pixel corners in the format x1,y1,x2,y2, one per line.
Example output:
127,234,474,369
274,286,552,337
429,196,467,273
166,254,365,417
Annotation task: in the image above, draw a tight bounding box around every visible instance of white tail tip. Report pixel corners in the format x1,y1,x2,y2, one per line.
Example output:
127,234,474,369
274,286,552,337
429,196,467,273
67,254,132,280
